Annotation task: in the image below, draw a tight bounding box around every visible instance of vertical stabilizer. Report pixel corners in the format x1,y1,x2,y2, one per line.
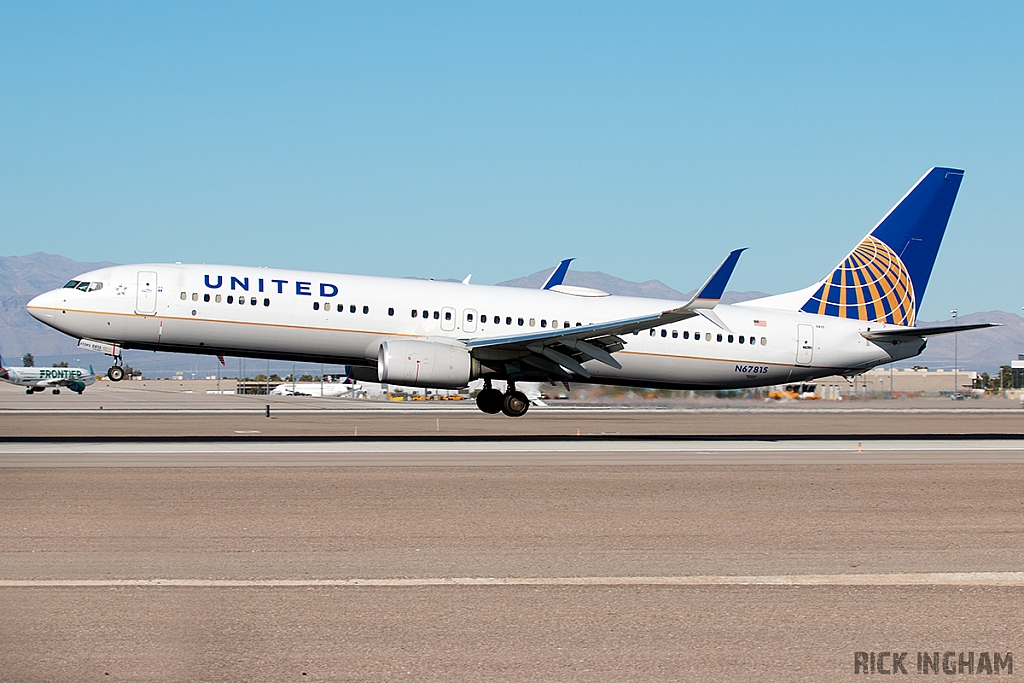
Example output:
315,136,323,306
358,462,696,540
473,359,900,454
799,167,964,326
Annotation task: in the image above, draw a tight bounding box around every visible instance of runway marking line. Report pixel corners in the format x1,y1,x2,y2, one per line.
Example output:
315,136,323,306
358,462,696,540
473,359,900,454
4,573,1024,587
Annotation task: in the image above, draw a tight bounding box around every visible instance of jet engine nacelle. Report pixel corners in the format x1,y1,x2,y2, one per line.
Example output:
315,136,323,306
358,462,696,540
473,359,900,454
377,339,479,389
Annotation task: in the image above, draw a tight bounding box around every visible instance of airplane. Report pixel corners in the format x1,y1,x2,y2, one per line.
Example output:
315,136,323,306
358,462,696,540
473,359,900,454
0,355,97,395
25,167,997,416
270,378,361,397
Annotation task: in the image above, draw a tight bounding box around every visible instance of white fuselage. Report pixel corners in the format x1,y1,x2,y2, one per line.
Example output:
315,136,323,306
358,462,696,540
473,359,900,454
27,263,921,389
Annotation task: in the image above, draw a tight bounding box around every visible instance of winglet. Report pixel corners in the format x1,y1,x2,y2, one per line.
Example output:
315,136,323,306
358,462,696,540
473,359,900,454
685,248,746,309
542,258,575,290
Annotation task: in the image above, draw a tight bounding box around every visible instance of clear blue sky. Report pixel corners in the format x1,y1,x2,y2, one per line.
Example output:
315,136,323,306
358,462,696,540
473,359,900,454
2,2,1022,320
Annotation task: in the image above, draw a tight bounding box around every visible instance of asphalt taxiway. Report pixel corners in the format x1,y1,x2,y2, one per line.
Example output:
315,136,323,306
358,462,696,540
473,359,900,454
2,387,1022,681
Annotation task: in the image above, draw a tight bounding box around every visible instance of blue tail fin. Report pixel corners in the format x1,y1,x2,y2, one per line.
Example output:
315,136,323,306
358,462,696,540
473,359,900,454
800,167,964,326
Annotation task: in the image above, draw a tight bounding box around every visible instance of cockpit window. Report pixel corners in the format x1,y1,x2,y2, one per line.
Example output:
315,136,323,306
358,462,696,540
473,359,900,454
64,280,103,292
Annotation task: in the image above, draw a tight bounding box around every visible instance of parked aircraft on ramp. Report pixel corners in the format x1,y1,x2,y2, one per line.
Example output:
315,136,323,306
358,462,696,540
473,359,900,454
26,167,996,416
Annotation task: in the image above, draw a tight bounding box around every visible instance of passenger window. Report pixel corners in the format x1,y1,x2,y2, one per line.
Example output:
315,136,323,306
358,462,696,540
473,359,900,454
250,297,257,306
411,310,417,318
576,322,582,327
683,331,689,339
661,329,667,337
506,317,512,325
180,292,187,300
423,310,428,318
227,295,234,304
564,322,570,328
750,336,756,345
445,311,452,321
529,318,535,327
760,337,767,345
204,293,210,303
239,297,245,305
717,334,723,342
467,313,474,322
649,329,656,336
216,294,222,303
518,318,524,326
540,319,547,328
388,307,394,316
192,292,198,301
324,302,331,311
313,302,320,311
672,330,678,339
551,320,556,327
433,311,439,320
739,335,745,344
363,306,369,314
633,331,639,336
351,305,357,313
727,335,734,343
263,298,270,307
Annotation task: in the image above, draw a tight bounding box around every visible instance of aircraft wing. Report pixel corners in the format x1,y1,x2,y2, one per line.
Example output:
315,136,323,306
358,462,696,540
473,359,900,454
464,249,745,379
861,322,1001,342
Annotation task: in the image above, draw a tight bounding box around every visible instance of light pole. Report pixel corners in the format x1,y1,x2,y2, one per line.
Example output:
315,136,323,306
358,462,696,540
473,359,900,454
951,309,958,395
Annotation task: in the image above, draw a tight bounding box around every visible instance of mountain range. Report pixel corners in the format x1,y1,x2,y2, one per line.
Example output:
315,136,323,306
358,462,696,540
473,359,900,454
1,253,1019,373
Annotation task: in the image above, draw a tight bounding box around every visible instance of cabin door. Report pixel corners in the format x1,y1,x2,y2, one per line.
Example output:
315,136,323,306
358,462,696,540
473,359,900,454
795,324,814,366
135,271,158,315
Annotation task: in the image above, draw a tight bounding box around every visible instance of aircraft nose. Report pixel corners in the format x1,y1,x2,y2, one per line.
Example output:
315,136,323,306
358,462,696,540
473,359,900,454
26,290,57,322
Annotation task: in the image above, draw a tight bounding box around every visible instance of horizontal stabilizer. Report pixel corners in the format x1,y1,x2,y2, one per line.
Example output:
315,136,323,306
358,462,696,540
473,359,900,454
861,322,1000,341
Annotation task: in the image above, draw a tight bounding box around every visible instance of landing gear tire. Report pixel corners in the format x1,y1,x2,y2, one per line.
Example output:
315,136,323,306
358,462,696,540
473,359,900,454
52,389,61,395
25,389,32,395
501,390,530,417
476,388,504,414
107,366,125,382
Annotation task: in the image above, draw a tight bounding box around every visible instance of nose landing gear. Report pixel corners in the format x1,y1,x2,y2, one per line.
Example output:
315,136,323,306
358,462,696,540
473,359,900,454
106,351,125,382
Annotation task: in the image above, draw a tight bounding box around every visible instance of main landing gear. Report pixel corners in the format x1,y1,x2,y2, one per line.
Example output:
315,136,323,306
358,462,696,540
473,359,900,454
475,379,530,418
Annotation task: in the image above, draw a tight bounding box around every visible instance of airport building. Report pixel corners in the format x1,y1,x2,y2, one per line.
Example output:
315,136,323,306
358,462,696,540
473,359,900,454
814,367,978,399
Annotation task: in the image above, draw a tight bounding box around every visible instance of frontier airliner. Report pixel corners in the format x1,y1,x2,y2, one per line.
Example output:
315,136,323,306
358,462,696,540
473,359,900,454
26,167,995,416
0,355,96,395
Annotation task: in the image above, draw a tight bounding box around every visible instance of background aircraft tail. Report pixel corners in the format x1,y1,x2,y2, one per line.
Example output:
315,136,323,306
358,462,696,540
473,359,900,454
796,167,964,326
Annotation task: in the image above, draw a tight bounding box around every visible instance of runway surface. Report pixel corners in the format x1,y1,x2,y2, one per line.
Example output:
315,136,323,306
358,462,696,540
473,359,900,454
2,390,1023,681
5,437,1024,466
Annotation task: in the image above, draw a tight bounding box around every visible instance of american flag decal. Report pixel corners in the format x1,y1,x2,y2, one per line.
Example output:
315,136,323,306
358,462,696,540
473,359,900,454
754,320,766,327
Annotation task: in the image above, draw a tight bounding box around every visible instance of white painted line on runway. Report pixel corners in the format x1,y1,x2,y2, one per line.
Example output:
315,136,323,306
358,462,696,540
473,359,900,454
5,439,1024,454
4,573,1024,587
